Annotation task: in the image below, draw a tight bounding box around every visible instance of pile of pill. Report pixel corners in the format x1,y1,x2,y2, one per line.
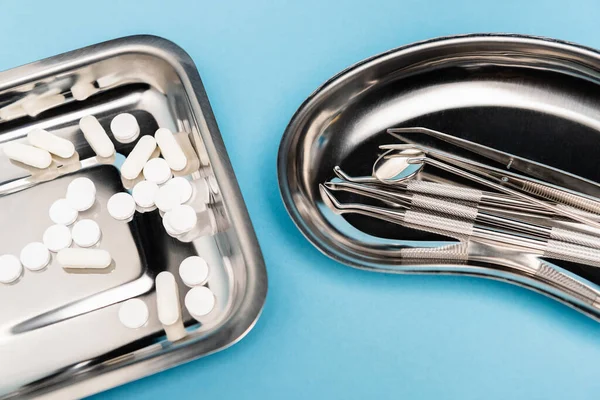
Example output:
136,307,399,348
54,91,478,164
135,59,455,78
118,255,216,335
4,128,75,169
1,111,221,340
0,177,110,284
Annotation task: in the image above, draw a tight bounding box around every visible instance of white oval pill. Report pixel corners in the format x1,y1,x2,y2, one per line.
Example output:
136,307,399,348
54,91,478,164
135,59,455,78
72,219,101,247
118,298,149,329
0,255,23,284
57,248,111,269
143,158,171,185
156,271,181,326
43,224,72,252
3,142,53,169
164,177,193,203
110,113,140,143
27,128,75,158
185,286,215,318
179,256,209,287
166,205,197,234
121,136,157,180
132,180,159,208
67,177,96,195
79,115,115,158
155,128,187,171
49,198,78,225
20,242,50,271
107,192,136,221
155,185,182,213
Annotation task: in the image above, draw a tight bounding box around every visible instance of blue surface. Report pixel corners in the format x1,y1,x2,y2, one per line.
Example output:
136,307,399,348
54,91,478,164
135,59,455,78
2,0,600,398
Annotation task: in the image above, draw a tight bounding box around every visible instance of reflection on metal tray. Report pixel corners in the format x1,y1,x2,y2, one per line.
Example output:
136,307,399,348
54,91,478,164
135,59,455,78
278,34,600,321
0,36,267,399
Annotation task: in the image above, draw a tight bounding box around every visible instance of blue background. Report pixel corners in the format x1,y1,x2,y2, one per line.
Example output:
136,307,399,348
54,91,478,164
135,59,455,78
2,0,600,399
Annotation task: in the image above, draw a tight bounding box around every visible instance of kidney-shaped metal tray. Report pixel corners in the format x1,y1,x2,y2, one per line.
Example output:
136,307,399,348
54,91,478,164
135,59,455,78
278,34,600,321
0,35,267,399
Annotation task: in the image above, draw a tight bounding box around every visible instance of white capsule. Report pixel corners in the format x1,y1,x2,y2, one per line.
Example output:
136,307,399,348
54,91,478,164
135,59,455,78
155,128,187,171
155,271,186,341
20,242,50,271
185,286,216,319
27,128,75,158
110,113,140,144
0,255,23,284
3,142,52,169
57,248,111,269
121,136,157,180
79,115,115,158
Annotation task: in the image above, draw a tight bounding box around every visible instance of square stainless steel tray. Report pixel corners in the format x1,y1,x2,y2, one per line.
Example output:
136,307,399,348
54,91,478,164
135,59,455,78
0,35,267,399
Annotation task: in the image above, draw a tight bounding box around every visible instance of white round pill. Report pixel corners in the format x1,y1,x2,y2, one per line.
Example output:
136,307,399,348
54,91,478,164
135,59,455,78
66,177,96,211
68,177,96,195
49,198,78,225
143,158,172,185
0,254,23,283
132,180,159,208
20,242,50,271
107,192,136,220
164,177,193,204
179,256,209,287
162,215,179,237
155,185,182,213
110,113,140,143
118,298,149,329
166,205,197,234
72,219,101,247
43,224,72,252
66,188,95,211
185,286,215,318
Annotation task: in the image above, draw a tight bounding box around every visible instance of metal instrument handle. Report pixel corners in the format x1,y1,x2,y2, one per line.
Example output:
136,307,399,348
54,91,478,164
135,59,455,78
535,262,599,305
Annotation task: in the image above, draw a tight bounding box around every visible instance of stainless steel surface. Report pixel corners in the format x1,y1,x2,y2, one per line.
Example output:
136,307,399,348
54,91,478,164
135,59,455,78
278,34,600,321
388,126,600,197
0,35,267,399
